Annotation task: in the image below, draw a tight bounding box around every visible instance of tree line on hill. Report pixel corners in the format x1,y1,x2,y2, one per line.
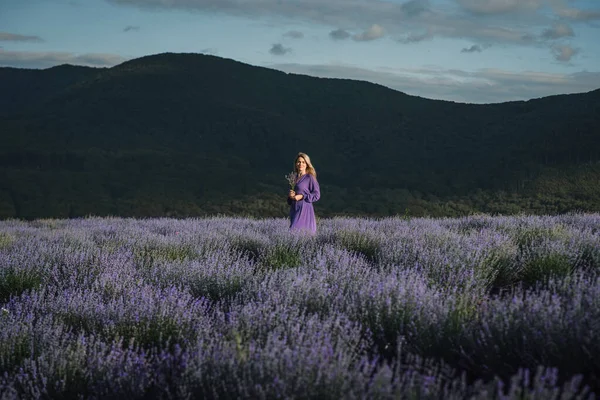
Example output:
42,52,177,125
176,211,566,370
1,53,599,219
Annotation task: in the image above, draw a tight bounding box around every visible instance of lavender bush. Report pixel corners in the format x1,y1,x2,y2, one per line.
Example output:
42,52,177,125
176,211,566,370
0,214,599,399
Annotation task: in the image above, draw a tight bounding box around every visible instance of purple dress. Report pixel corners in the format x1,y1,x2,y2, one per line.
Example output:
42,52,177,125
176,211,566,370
288,173,320,233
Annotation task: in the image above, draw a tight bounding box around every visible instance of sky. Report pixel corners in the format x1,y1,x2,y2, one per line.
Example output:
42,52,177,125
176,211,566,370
1,0,600,103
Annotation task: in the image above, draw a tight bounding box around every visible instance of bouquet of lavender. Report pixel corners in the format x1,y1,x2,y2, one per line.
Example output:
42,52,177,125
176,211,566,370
285,171,298,190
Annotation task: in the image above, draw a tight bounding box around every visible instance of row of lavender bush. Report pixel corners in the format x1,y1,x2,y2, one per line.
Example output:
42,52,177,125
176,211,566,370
1,214,599,399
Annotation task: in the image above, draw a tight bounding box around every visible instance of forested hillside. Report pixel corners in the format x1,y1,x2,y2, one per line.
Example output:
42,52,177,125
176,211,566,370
1,52,599,219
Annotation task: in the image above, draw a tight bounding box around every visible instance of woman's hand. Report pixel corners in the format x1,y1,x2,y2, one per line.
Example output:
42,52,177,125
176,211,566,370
294,194,303,201
289,190,296,199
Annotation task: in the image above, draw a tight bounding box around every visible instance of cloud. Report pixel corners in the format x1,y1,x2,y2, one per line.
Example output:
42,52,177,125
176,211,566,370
269,43,291,55
401,0,430,17
551,44,579,62
353,24,385,41
0,32,44,42
431,20,538,45
0,49,127,69
461,44,483,53
123,25,140,32
557,8,600,21
456,0,542,15
200,47,218,55
103,0,595,52
105,0,403,28
267,61,600,103
541,22,574,40
397,30,433,44
284,30,304,39
329,29,350,40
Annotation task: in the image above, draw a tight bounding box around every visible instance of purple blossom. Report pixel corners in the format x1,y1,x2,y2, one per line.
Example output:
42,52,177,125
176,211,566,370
0,214,598,398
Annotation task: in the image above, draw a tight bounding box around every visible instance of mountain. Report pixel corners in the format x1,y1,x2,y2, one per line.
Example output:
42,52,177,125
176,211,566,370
1,52,599,219
0,64,102,116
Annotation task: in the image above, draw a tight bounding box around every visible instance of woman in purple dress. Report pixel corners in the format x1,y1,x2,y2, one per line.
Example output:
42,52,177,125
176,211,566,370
288,152,320,233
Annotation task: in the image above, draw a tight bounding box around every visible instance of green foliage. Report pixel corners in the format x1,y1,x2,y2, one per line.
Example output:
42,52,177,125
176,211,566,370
335,230,380,263
576,243,600,272
1,53,600,219
0,269,42,303
0,232,14,249
188,277,244,302
521,253,573,286
232,330,249,363
361,297,417,360
58,312,102,337
445,299,477,335
59,311,193,349
401,207,412,222
133,242,197,269
112,316,190,349
30,218,62,230
230,236,266,261
482,251,521,292
0,319,32,372
514,225,567,251
43,339,92,399
260,243,302,271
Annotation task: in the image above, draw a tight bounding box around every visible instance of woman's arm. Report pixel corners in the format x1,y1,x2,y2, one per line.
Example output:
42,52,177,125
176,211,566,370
302,176,320,203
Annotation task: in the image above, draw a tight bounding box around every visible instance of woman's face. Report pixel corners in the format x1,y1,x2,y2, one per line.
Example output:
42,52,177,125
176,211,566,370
296,157,307,174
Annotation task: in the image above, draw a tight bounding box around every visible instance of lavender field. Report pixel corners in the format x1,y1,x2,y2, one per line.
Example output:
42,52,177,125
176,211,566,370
1,214,599,399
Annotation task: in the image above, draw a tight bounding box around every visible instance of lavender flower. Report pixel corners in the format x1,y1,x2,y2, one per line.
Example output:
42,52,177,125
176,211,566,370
0,214,598,398
285,171,298,190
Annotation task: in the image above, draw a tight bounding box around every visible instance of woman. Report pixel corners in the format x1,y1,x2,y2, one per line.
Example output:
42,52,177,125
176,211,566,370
288,152,320,233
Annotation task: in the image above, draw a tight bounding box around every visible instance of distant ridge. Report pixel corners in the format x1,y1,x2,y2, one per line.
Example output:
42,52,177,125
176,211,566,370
0,52,599,219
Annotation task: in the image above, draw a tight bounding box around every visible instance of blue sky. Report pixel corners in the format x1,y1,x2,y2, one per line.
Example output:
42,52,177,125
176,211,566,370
1,0,599,103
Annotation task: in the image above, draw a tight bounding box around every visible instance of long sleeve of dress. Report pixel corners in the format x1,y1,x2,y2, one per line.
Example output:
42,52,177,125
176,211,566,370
302,176,320,203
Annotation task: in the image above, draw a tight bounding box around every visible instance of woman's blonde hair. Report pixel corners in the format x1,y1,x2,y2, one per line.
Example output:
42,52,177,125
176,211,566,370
295,152,317,179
